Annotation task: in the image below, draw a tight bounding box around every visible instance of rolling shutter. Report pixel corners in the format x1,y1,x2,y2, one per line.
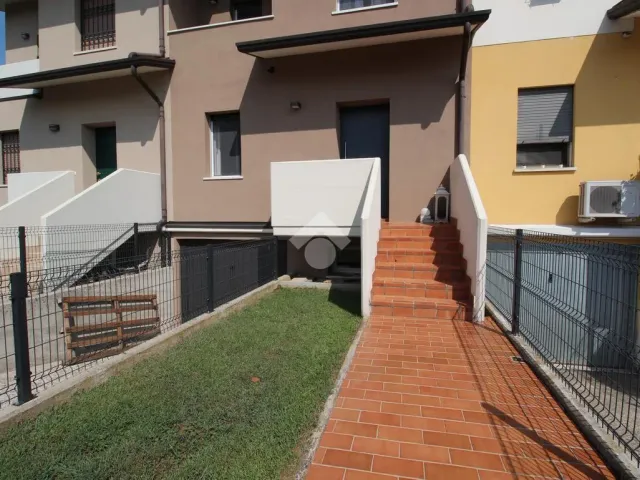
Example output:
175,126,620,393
517,87,573,144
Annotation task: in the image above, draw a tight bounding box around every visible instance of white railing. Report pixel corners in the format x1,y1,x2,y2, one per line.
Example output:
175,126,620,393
41,169,161,275
360,158,382,318
271,158,377,237
450,154,488,323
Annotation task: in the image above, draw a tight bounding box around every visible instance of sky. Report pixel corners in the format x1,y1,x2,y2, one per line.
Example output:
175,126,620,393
0,12,5,65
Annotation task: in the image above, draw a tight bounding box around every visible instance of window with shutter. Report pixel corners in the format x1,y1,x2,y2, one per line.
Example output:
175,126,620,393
1,131,20,184
517,86,574,168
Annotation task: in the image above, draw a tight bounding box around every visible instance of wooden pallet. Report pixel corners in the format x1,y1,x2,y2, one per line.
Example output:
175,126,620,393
62,295,160,364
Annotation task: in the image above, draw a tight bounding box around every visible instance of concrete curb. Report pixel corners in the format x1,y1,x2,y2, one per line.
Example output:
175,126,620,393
0,281,279,432
486,301,640,480
295,314,368,480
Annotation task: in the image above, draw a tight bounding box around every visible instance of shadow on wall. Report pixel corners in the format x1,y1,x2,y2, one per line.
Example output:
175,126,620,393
237,38,460,221
19,73,169,153
552,22,640,224
574,21,640,128
239,38,458,136
39,0,159,29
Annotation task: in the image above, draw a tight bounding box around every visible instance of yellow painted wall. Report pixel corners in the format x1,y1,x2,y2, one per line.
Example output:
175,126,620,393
470,27,640,225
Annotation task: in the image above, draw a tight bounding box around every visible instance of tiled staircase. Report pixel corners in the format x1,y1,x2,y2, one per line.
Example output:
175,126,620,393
371,222,472,320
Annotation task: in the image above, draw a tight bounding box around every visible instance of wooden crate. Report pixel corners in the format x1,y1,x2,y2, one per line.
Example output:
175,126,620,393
62,295,160,364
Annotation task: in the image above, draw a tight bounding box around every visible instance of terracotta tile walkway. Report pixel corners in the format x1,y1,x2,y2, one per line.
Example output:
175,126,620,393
308,316,614,479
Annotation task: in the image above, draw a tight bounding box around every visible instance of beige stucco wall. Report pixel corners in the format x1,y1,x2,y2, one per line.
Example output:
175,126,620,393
5,1,39,64
169,0,456,32
168,0,461,224
17,73,168,193
38,0,163,71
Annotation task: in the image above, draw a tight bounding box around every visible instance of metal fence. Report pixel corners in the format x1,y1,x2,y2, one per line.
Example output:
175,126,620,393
486,227,640,467
1,234,278,409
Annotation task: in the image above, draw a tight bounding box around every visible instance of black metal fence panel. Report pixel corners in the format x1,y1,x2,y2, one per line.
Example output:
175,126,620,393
0,230,278,409
486,227,640,467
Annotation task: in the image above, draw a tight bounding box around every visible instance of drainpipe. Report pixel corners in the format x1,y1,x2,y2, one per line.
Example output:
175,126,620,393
129,0,168,229
130,62,168,229
158,0,166,57
456,0,477,159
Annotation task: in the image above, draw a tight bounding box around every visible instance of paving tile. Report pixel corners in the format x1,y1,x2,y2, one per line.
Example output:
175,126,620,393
306,464,345,480
352,437,400,457
322,448,373,471
372,456,425,479
312,226,613,480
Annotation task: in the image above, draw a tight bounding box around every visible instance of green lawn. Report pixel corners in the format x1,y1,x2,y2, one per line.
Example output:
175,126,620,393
0,288,361,480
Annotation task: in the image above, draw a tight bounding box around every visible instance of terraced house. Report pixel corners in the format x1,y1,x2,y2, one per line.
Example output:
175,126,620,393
0,0,171,248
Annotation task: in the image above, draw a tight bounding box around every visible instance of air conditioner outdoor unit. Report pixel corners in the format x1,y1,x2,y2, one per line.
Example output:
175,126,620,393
578,180,640,222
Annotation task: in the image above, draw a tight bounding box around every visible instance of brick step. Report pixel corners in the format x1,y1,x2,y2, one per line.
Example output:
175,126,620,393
380,223,459,239
371,295,471,320
372,277,470,301
376,248,463,266
378,236,463,251
375,262,467,282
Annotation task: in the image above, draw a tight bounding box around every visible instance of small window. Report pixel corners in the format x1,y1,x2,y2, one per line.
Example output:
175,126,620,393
337,0,395,11
231,0,269,21
80,0,116,51
209,113,242,177
1,131,21,184
517,86,574,168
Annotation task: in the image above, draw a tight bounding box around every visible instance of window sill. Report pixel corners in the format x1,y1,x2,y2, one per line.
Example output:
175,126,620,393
0,185,6,189
513,166,576,174
74,46,117,56
203,176,243,181
332,2,399,15
168,15,275,35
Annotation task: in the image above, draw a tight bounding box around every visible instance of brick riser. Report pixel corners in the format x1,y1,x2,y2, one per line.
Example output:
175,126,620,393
371,223,472,321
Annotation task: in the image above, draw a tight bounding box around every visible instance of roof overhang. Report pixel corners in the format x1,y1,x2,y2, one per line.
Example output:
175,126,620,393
607,0,640,19
236,10,491,58
0,54,175,89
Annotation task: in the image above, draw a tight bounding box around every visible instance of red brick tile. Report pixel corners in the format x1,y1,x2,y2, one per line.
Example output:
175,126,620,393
314,447,327,463
333,408,362,422
334,420,378,438
360,411,403,427
345,470,400,480
400,442,450,463
378,425,424,444
401,415,446,432
424,463,479,480
445,421,495,438
420,406,465,421
322,449,373,471
422,431,472,450
340,388,366,399
350,380,385,391
450,449,505,471
365,390,403,403
477,470,518,480
320,433,354,450
372,456,425,479
384,382,422,394
352,437,400,457
402,394,441,407
306,464,345,480
343,398,382,412
381,401,422,417
469,437,503,454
